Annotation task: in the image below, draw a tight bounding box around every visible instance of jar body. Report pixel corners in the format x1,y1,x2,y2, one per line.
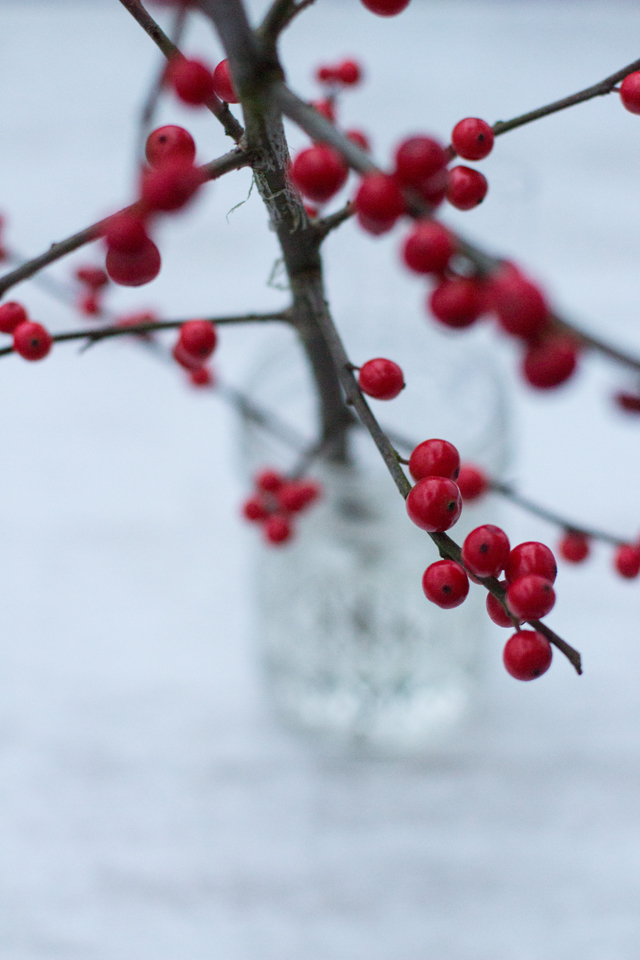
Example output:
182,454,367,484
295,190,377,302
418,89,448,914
238,323,509,756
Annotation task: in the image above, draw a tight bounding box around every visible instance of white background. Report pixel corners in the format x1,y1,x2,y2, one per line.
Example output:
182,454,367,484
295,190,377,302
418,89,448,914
1,1,640,957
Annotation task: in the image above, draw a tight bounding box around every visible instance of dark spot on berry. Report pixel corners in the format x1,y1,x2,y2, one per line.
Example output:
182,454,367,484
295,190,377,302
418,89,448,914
442,585,451,594
479,543,489,554
478,133,485,142
447,500,456,511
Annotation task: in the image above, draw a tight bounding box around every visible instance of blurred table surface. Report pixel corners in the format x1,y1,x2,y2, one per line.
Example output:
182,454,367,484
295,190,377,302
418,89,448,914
1,1,640,958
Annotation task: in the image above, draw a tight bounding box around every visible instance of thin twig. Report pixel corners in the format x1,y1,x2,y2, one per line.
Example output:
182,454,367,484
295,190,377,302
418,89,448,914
139,5,188,139
117,0,245,143
491,56,640,138
315,201,355,241
259,0,317,49
0,146,252,300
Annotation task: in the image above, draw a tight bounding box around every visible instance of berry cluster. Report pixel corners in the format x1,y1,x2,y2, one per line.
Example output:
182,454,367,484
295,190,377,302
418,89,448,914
0,301,52,361
75,265,109,316
171,319,217,386
242,469,322,546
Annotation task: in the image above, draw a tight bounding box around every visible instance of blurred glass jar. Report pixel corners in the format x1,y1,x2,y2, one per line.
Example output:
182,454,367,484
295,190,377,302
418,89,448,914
237,312,509,757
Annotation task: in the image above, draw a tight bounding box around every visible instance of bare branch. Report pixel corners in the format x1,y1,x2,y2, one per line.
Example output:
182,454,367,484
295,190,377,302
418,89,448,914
491,56,640,139
315,201,355,241
259,0,317,49
139,5,188,141
117,0,245,142
0,146,252,300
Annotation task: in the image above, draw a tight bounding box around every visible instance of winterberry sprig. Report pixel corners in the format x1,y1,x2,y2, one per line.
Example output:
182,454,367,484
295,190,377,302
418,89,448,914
241,468,322,546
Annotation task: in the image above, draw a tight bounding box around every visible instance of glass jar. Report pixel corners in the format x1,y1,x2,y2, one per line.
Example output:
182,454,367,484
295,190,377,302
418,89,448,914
237,316,510,757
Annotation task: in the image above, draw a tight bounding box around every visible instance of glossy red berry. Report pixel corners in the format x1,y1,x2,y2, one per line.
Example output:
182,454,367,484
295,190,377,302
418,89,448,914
486,587,514,628
336,59,362,85
506,541,557,584
360,0,411,14
620,71,640,114
406,476,462,533
277,480,321,513
264,514,293,545
462,525,510,579
429,277,486,329
103,212,149,254
346,129,371,152
256,469,284,493
13,321,52,361
212,59,238,103
522,335,579,389
243,496,269,522
402,220,455,274
75,266,108,289
79,292,100,316
178,320,217,361
355,174,405,234
506,575,555,620
446,166,488,210
614,543,640,579
291,145,348,203
0,301,28,334
140,161,203,213
189,366,214,388
169,58,215,106
457,464,489,501
490,265,549,339
106,239,161,286
358,358,405,400
422,560,469,609
451,117,494,160
394,135,447,188
145,125,196,167
559,531,590,564
409,438,460,482
503,630,552,681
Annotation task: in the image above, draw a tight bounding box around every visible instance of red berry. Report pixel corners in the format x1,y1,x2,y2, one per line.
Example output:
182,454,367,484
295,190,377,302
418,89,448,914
140,160,203,213
264,514,293,545
620,71,640,114
106,239,161,286
409,438,460,482
0,301,28,334
79,292,100,316
422,560,469,609
615,391,640,413
506,542,557,584
451,117,494,161
291,145,348,204
169,58,215,106
446,165,488,210
346,129,371,152
614,544,640,579
416,167,449,209
559,531,590,564
277,480,321,513
406,476,462,533
402,220,455,274
486,587,514,628
336,59,362,85
178,320,217,361
507,575,556,620
75,266,108,289
243,496,269,522
189,366,214,388
103,212,149,254
13,321,52,361
354,173,405,234
312,98,336,122
360,0,411,14
522,335,579,390
490,265,549,339
173,342,202,371
394,135,447,188
256,469,284,493
357,357,405,400
316,65,338,84
145,125,196,168
457,464,489,501
503,630,552,681
462,524,510,579
429,277,486,329
212,59,238,103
